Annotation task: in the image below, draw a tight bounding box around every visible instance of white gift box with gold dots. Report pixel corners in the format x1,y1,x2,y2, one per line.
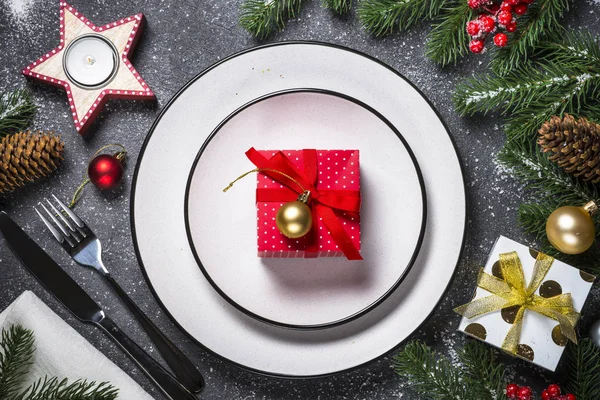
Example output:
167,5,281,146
458,236,595,371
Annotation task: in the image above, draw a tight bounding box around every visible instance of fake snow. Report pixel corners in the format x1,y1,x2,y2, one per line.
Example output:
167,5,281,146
7,0,35,21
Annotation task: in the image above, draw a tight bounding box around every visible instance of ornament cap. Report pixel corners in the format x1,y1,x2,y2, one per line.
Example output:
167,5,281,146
583,200,598,216
297,190,311,204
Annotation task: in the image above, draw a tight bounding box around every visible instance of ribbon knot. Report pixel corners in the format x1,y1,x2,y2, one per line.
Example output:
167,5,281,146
455,251,579,355
246,148,362,260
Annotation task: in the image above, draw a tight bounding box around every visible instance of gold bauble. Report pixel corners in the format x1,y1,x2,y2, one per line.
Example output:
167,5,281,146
546,201,597,255
276,200,312,239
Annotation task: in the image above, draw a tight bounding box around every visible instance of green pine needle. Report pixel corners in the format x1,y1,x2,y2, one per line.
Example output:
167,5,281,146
240,0,304,40
15,378,118,400
425,1,474,67
0,89,37,137
490,0,572,75
458,341,508,399
564,339,600,400
454,32,600,140
0,325,119,400
497,138,596,205
358,0,447,37
0,326,35,399
322,0,352,15
393,340,491,399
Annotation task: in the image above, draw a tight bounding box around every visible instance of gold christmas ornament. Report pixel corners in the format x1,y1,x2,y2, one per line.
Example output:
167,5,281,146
546,200,597,254
276,190,312,238
224,168,313,238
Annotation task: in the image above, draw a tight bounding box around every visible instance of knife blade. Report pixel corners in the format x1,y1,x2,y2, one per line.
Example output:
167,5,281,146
0,211,103,322
0,211,197,400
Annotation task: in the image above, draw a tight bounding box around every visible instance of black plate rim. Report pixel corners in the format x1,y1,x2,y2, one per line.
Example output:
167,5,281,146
130,40,468,379
183,87,427,330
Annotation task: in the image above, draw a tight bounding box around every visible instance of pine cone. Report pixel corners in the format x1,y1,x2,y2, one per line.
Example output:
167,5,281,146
538,114,600,184
0,131,64,194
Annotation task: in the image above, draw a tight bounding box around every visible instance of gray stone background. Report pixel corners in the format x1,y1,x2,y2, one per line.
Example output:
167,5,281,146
1,0,599,398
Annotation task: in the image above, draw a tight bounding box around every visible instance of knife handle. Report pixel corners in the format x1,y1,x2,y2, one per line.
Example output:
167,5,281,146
96,317,197,400
104,274,204,393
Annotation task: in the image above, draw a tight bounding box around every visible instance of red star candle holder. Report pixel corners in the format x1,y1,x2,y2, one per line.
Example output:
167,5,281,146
22,2,155,134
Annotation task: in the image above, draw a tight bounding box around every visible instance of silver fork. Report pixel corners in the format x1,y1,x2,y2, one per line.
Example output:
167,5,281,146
35,194,204,394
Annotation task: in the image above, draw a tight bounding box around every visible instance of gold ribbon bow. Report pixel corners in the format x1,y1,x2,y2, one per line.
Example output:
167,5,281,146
454,251,579,355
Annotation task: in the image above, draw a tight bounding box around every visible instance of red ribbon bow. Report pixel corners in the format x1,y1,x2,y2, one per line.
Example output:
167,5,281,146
246,148,362,260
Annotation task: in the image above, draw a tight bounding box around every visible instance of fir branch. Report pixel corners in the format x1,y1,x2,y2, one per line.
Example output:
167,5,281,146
14,378,118,400
425,1,474,66
564,339,600,400
239,0,303,40
0,89,36,137
490,0,572,75
497,138,597,204
458,341,507,400
0,326,35,399
322,0,352,15
358,0,447,37
454,32,600,140
393,340,489,399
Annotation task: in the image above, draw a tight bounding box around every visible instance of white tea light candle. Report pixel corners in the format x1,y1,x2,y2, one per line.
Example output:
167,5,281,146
63,34,118,88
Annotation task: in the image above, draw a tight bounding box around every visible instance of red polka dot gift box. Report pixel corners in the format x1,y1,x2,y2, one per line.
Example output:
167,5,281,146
248,148,362,260
456,236,595,371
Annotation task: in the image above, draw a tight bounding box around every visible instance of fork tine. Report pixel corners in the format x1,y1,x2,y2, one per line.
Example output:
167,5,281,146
34,206,66,244
45,199,77,232
52,194,84,228
38,203,72,239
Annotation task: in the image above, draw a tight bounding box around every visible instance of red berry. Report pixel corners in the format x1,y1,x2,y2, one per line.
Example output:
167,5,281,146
506,21,517,32
517,386,533,400
494,33,508,46
501,1,513,11
468,0,481,9
469,39,485,53
547,384,561,397
466,20,481,36
565,394,576,400
514,3,528,14
523,0,534,3
541,390,550,400
508,0,520,4
498,10,513,25
480,15,496,32
506,383,520,399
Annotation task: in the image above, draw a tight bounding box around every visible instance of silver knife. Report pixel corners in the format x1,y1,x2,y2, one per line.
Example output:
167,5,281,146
0,211,196,400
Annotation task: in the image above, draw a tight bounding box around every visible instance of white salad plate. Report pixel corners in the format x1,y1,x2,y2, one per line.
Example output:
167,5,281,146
184,89,426,329
131,42,467,377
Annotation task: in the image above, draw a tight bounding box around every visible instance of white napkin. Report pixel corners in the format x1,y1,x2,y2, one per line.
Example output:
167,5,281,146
0,291,154,399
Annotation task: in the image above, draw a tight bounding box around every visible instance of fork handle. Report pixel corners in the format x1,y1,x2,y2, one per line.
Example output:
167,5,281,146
104,274,204,394
96,317,197,400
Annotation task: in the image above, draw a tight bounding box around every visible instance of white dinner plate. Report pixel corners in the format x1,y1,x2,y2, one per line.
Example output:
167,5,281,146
131,42,466,377
184,89,426,329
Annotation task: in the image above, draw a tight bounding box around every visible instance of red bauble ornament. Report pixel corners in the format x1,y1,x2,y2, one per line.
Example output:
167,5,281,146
470,39,485,53
514,3,528,14
88,154,125,190
506,383,519,399
517,386,533,400
547,384,561,397
498,10,513,25
494,33,508,46
467,20,481,36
